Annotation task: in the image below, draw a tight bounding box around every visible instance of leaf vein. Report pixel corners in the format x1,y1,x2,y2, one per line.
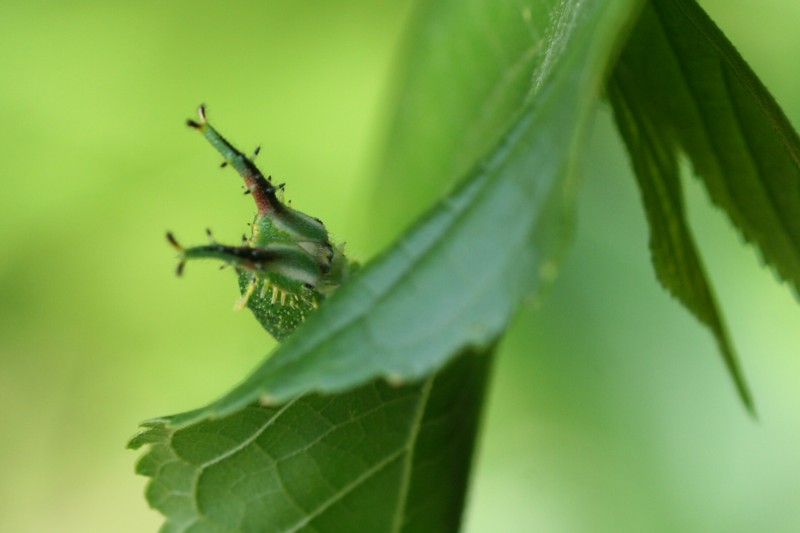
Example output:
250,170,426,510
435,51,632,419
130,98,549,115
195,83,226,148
283,447,407,533
200,398,301,469
390,375,435,533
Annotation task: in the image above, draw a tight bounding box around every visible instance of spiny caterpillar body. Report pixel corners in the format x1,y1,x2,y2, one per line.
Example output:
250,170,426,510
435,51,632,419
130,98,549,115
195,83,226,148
168,105,354,340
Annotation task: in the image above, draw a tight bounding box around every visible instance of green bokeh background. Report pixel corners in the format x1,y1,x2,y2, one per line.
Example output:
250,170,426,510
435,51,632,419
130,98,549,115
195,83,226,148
1,1,799,532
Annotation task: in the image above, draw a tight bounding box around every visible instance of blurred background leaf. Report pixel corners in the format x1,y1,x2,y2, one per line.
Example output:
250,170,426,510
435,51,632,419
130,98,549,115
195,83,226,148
1,1,800,532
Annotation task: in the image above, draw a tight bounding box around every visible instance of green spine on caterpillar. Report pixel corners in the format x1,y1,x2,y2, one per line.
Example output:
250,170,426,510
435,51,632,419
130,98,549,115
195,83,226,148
170,105,354,340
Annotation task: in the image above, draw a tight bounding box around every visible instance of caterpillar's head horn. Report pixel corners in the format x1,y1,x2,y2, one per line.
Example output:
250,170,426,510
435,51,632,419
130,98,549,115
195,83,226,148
166,231,187,276
186,104,207,129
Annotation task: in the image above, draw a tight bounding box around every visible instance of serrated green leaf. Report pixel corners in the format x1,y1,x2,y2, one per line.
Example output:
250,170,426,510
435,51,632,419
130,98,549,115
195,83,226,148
130,349,491,533
608,0,800,411
157,0,642,427
610,0,800,292
607,73,753,412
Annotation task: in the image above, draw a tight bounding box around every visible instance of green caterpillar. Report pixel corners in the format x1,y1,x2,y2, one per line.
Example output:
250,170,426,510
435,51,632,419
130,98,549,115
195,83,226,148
168,105,354,340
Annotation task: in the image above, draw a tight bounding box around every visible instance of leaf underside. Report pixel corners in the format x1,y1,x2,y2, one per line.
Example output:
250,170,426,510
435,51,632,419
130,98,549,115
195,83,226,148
131,349,491,533
609,0,800,413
